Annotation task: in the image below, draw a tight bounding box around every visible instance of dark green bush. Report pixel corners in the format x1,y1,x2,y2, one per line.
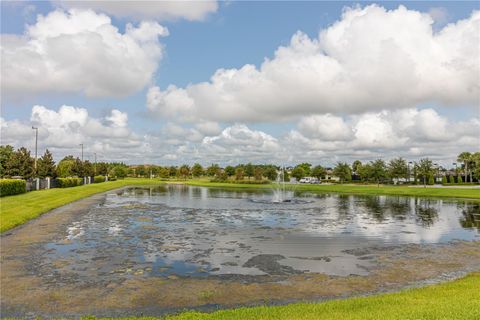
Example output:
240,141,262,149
56,177,83,188
0,179,27,197
93,176,105,183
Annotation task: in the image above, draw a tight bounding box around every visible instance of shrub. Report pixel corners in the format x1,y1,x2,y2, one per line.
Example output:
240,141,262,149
442,176,447,184
428,174,435,185
449,175,455,184
0,179,27,197
56,177,83,188
458,176,463,183
93,175,105,183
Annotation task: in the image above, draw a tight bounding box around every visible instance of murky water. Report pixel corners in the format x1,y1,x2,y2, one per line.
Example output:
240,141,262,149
42,185,479,279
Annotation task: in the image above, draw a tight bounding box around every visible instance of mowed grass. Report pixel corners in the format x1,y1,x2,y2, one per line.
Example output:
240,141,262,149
186,180,480,200
0,178,165,233
81,272,480,320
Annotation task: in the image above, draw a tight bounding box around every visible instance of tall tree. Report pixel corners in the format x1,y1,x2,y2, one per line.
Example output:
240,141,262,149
206,164,221,177
296,163,312,176
472,152,480,182
254,167,263,181
37,149,56,178
5,147,34,178
235,167,244,181
388,157,408,183
263,166,277,181
333,162,352,183
457,152,472,183
370,159,388,186
415,158,434,188
244,163,254,180
191,163,204,177
311,165,326,180
352,160,362,174
0,145,14,177
291,167,305,180
56,156,75,177
72,158,84,176
178,164,190,180
224,165,235,177
357,163,372,182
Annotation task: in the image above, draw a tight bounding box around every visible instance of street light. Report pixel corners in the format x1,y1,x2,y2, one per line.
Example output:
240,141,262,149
79,143,84,161
408,161,413,183
32,126,38,174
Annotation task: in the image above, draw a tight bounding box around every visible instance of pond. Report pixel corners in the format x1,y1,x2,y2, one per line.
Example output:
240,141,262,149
42,185,479,280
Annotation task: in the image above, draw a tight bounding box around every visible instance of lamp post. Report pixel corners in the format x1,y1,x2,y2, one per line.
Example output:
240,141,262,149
408,161,413,183
31,126,38,175
79,143,84,161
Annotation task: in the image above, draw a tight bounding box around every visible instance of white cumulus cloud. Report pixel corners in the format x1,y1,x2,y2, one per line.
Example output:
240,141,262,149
147,5,480,123
1,9,168,99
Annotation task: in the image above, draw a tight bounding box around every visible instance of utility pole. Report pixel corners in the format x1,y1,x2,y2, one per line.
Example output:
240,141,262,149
408,161,413,183
94,152,97,175
32,126,38,175
79,143,84,161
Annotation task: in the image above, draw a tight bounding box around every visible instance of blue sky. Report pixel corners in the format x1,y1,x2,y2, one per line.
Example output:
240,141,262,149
1,1,479,165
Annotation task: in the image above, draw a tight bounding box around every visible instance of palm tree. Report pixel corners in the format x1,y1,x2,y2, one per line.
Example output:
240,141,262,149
457,152,472,183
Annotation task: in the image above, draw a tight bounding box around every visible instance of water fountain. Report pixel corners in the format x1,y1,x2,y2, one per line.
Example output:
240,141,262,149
272,167,290,203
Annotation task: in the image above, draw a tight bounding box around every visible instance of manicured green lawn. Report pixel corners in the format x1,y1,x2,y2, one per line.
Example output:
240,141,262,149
186,180,480,200
0,178,165,233
82,272,480,319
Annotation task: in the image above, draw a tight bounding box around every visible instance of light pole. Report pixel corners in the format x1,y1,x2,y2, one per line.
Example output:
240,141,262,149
408,161,413,183
32,126,38,175
79,143,84,162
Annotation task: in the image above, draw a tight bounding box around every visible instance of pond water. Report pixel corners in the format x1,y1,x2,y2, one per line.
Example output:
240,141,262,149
43,185,479,279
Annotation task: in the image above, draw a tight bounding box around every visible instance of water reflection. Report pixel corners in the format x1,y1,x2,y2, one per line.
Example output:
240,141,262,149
41,185,478,280
459,204,480,230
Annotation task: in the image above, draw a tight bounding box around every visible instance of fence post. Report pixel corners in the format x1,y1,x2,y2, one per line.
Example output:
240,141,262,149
88,176,91,184
35,178,40,190
46,177,50,189
105,175,108,182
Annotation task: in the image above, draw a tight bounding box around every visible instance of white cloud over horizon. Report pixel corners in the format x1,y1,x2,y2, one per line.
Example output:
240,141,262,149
147,5,480,123
2,105,478,166
1,105,150,162
1,8,168,100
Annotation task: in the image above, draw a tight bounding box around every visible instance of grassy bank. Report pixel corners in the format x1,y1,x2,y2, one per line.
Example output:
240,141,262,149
186,180,480,200
0,178,165,233
80,272,480,319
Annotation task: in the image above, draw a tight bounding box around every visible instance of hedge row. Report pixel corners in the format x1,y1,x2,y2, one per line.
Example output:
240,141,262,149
93,176,105,183
57,177,83,188
0,179,27,197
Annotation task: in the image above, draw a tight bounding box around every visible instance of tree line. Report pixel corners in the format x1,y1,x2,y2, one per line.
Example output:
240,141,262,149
0,146,128,179
1,145,478,185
